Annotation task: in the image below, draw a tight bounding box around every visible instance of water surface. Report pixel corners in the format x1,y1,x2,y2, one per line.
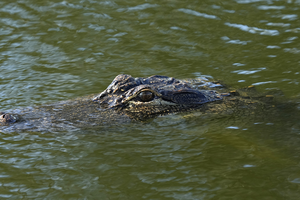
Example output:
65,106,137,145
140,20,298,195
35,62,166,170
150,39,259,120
0,0,300,199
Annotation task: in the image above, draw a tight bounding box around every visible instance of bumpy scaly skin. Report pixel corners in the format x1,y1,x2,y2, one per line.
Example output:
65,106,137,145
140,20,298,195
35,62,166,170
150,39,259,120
93,74,223,119
0,74,275,132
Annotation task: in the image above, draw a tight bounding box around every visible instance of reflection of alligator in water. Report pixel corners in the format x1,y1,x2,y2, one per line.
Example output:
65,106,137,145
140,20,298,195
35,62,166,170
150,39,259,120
0,74,276,132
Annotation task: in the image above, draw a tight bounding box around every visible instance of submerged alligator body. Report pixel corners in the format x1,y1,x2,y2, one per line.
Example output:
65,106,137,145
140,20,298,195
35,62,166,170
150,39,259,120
0,74,275,132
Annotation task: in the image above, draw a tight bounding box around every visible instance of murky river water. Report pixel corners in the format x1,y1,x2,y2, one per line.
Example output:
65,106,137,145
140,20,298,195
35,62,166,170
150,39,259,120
1,0,300,199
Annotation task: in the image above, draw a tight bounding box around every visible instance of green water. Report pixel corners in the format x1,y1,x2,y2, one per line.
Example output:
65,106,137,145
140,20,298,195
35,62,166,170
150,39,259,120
1,0,300,199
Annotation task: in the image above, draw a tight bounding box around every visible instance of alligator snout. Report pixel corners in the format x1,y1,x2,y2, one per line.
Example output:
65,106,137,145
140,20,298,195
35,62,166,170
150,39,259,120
0,112,17,125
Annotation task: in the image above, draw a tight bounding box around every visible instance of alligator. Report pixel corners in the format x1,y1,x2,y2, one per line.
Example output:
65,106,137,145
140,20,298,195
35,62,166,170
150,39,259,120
0,74,276,132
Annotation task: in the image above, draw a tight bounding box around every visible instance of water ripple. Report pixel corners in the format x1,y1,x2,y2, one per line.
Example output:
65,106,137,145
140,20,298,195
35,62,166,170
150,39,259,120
178,8,219,19
0,0,300,199
258,5,285,10
225,22,279,36
231,68,266,75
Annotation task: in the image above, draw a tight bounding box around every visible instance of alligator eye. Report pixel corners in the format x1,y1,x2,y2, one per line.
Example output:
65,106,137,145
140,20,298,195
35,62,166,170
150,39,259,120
139,91,155,102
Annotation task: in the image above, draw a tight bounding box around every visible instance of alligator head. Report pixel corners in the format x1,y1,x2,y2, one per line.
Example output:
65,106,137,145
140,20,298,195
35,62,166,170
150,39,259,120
93,74,222,120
